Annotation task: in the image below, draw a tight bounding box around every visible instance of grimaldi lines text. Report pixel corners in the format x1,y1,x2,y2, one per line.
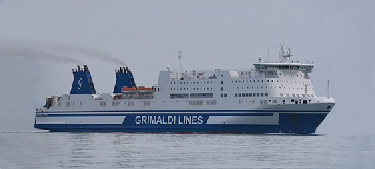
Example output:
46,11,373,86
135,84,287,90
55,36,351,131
135,115,204,125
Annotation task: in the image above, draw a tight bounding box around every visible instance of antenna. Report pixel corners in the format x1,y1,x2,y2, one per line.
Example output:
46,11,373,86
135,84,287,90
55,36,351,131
267,49,270,62
327,80,330,99
279,43,285,62
178,51,183,78
287,47,293,63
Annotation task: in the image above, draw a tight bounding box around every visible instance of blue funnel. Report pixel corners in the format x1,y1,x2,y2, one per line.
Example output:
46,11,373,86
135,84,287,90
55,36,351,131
70,65,96,94
113,67,136,93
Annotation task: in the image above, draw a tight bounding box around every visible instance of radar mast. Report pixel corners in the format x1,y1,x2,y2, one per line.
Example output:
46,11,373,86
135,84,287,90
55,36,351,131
178,51,185,79
279,43,293,63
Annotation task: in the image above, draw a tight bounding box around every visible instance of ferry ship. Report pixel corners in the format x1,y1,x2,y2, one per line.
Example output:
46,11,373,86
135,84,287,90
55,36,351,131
34,45,335,133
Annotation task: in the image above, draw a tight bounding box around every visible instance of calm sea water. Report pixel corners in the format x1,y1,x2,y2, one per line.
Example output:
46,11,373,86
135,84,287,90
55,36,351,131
0,132,374,169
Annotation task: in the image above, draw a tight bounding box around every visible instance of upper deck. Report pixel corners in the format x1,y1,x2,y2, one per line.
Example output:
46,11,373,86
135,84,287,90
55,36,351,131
168,43,315,81
253,43,314,73
253,62,314,73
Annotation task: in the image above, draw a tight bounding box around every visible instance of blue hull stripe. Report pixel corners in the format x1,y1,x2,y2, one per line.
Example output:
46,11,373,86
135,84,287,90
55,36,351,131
41,113,275,117
35,113,329,134
44,109,330,113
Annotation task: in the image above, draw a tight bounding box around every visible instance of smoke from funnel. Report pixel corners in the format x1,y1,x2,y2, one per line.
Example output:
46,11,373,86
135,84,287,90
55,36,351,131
40,41,127,66
0,37,126,66
0,38,84,65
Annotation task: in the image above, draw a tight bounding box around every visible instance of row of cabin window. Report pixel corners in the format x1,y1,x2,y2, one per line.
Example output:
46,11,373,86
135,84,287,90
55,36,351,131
206,100,217,105
290,99,312,104
232,86,312,91
279,93,315,97
256,65,312,71
235,93,268,97
233,86,292,89
63,101,143,107
236,99,275,104
232,79,279,83
60,102,82,107
99,101,135,106
171,87,215,91
220,93,228,97
283,87,311,90
282,80,309,84
170,93,213,99
232,79,310,85
238,99,312,105
189,100,217,106
233,86,276,89
171,81,215,85
260,100,277,105
239,71,252,75
189,100,203,105
279,73,306,77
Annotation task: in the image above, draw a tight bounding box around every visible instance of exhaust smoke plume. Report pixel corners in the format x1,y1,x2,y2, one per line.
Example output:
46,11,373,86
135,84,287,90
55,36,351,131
0,45,84,65
0,37,126,66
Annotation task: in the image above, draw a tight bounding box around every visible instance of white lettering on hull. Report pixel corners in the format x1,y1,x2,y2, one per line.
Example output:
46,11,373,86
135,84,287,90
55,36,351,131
135,116,203,125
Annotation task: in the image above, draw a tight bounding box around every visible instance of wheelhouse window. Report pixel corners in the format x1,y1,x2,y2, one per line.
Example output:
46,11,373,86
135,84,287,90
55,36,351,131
190,93,213,98
170,93,189,99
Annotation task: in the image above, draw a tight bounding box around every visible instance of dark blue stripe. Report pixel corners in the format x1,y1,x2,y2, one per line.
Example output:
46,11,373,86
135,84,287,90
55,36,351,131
40,113,275,117
43,109,330,113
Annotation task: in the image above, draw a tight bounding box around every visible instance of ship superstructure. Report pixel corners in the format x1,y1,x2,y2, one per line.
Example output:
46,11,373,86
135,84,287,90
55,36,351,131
35,45,335,133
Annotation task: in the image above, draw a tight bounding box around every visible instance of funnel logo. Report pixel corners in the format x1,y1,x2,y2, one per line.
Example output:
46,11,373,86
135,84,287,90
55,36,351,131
78,78,83,90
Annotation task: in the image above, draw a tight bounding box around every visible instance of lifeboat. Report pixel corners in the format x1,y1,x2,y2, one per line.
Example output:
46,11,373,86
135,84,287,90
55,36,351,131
121,86,137,94
136,86,153,94
121,86,153,94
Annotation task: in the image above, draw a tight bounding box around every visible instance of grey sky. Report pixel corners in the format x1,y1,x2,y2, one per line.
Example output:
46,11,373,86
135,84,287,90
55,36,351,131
0,0,373,134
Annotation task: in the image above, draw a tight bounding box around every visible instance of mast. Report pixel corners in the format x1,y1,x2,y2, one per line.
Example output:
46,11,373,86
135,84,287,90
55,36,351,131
327,80,330,99
279,43,293,63
178,51,184,79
